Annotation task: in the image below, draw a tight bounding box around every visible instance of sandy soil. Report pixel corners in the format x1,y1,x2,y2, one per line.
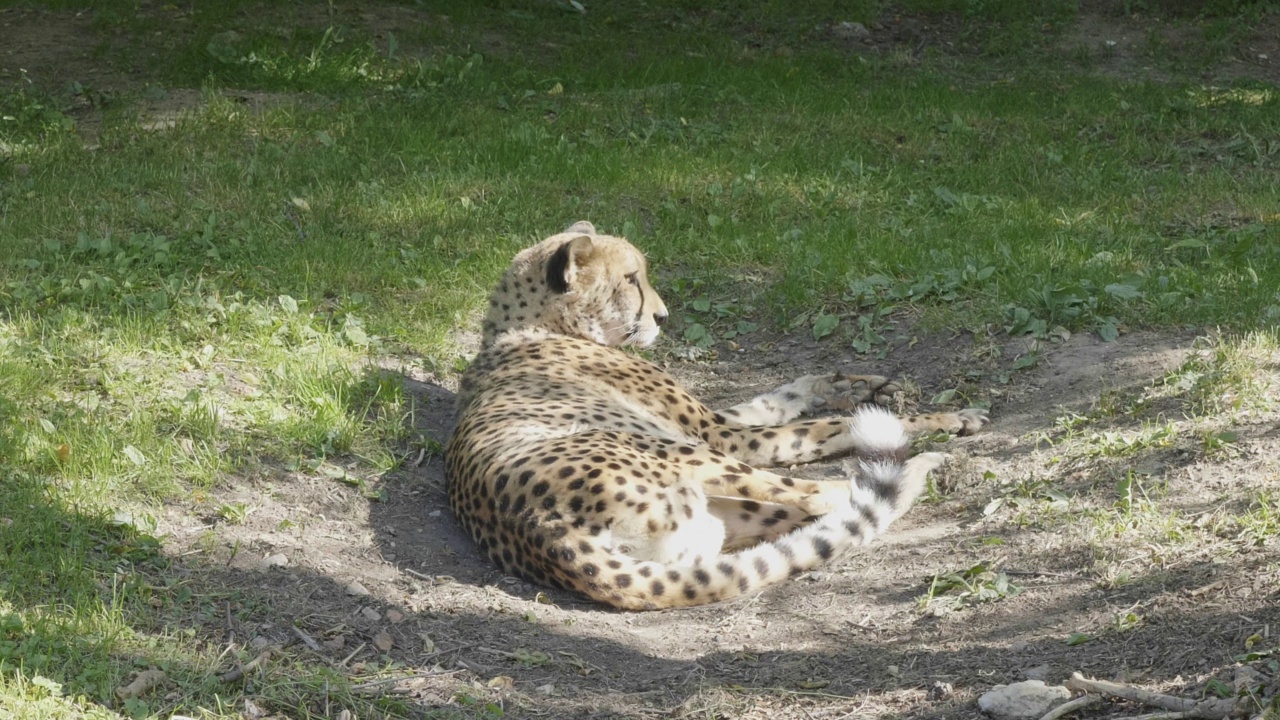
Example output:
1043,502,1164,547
156,325,1280,719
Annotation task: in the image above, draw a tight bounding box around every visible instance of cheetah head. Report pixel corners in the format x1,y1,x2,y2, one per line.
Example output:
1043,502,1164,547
483,221,669,347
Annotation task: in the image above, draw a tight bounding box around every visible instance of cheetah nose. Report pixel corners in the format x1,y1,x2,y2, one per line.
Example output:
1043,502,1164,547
654,310,668,326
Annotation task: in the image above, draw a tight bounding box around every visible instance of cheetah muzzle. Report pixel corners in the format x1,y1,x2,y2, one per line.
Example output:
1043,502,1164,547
444,222,989,610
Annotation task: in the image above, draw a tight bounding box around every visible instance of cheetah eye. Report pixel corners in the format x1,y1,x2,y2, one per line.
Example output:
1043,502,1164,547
625,273,639,287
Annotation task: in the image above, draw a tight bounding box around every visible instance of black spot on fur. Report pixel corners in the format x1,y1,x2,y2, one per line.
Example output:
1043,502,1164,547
813,536,834,560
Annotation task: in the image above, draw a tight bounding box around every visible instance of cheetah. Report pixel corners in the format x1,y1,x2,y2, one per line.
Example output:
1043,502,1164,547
445,222,988,610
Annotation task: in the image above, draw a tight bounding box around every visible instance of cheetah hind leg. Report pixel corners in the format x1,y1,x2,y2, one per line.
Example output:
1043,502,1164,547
718,373,903,428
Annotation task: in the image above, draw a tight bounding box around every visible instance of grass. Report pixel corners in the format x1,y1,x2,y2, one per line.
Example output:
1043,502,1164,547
1,0,1279,717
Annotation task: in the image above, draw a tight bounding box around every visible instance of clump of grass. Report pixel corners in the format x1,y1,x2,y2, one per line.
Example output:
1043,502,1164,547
918,561,1022,616
1179,331,1279,417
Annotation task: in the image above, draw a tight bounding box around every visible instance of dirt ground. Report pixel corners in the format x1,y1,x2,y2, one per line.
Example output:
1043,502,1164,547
152,322,1280,719
4,4,1279,719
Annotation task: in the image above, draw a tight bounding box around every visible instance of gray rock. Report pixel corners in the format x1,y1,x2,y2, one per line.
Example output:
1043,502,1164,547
345,580,371,596
260,553,289,569
978,680,1071,720
928,681,953,701
833,21,872,41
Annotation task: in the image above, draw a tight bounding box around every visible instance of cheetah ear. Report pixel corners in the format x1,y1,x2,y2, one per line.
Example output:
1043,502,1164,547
564,220,596,235
546,235,595,294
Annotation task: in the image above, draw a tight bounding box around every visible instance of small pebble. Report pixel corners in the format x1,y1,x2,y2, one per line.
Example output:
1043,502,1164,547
928,681,953,701
260,553,289,569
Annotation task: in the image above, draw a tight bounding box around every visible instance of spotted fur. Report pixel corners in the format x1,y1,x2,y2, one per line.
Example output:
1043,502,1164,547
445,222,988,610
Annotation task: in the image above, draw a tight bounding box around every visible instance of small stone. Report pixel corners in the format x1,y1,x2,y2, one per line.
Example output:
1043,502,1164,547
372,630,394,652
386,609,405,624
928,681,953,700
115,669,166,700
806,571,827,582
345,581,370,596
360,607,381,623
1234,665,1263,692
487,675,514,690
978,680,1071,720
833,21,871,41
260,553,289,569
886,665,900,677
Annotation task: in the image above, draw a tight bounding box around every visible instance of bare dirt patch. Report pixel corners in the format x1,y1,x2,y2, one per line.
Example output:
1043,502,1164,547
159,326,1280,718
1058,4,1280,85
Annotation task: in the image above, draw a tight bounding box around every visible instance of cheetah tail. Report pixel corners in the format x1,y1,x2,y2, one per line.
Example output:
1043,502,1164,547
565,449,947,611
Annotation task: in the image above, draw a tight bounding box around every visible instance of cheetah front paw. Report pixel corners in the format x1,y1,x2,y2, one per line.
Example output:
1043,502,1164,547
900,407,990,437
954,407,989,436
803,373,902,413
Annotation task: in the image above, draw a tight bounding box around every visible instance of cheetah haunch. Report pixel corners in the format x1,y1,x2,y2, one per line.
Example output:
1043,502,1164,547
445,222,988,610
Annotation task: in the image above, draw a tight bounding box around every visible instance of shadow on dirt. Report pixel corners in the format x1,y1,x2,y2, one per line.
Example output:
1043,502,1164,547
7,327,1278,718
6,480,1276,719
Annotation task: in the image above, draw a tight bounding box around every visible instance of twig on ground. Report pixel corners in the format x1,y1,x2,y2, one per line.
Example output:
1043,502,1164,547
1066,672,1240,719
1003,569,1073,578
1040,694,1100,720
291,625,323,652
340,642,366,667
350,668,463,692
219,647,276,683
